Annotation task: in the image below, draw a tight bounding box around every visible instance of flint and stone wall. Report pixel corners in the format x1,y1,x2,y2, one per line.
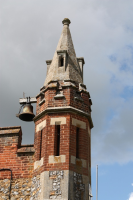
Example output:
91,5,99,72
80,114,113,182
0,170,89,200
40,170,89,200
0,176,41,200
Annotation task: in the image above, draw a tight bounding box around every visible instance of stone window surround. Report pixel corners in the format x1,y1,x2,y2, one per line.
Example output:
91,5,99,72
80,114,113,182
60,56,64,67
36,120,46,132
71,155,87,168
49,155,66,164
50,117,66,125
49,117,67,163
34,157,44,170
35,121,46,170
57,50,67,68
35,115,88,132
71,118,88,169
36,118,89,164
72,118,86,129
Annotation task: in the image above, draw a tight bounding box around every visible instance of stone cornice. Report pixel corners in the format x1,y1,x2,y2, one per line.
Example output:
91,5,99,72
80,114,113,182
17,145,35,154
0,126,22,135
33,106,93,129
0,126,21,130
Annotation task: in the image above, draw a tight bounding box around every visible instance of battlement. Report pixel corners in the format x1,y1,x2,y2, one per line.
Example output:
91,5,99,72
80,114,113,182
0,126,34,179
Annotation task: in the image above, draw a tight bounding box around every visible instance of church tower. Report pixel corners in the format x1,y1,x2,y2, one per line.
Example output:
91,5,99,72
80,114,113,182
33,18,93,200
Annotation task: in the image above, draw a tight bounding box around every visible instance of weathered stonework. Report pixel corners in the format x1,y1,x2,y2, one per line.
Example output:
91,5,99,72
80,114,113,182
30,176,41,200
70,156,87,168
72,118,86,129
74,172,85,200
0,176,40,200
34,157,44,170
49,170,64,199
44,19,83,86
49,155,66,164
50,117,66,125
36,120,46,131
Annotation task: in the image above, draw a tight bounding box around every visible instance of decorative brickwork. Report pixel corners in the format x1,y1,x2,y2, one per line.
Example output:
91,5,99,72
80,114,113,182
35,81,92,121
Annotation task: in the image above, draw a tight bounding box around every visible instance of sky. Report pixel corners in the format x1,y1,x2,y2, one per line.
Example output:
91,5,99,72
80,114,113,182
0,0,133,199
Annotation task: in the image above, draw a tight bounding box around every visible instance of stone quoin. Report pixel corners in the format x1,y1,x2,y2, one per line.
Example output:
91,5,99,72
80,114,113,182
0,18,93,200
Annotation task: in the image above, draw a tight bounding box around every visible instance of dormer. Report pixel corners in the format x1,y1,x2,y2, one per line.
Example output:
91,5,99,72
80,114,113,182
57,50,67,68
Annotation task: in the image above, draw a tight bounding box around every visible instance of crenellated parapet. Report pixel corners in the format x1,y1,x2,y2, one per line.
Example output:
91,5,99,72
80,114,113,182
0,126,34,179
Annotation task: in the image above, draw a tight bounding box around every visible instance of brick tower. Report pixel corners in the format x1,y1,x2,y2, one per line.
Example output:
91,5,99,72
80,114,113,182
0,18,93,200
34,18,93,200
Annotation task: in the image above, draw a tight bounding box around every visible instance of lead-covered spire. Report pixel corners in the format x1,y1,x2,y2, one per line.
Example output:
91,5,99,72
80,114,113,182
44,18,84,86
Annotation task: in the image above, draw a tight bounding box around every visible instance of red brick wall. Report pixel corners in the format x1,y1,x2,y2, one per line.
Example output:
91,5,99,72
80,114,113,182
34,113,91,177
36,83,91,116
34,80,92,177
0,127,34,179
70,114,90,176
34,114,70,176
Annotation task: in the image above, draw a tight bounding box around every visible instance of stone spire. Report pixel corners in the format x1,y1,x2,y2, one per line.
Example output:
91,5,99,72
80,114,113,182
44,18,83,86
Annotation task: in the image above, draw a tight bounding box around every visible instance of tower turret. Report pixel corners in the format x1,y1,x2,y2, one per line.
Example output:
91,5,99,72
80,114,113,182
34,18,93,200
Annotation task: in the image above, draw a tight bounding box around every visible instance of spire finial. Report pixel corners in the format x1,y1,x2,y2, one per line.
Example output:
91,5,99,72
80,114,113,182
62,18,71,26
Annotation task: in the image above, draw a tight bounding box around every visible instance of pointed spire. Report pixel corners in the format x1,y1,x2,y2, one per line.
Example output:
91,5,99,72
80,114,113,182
44,18,83,86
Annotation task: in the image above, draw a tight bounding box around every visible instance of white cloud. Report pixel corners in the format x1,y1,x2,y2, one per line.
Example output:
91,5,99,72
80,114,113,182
128,192,133,200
